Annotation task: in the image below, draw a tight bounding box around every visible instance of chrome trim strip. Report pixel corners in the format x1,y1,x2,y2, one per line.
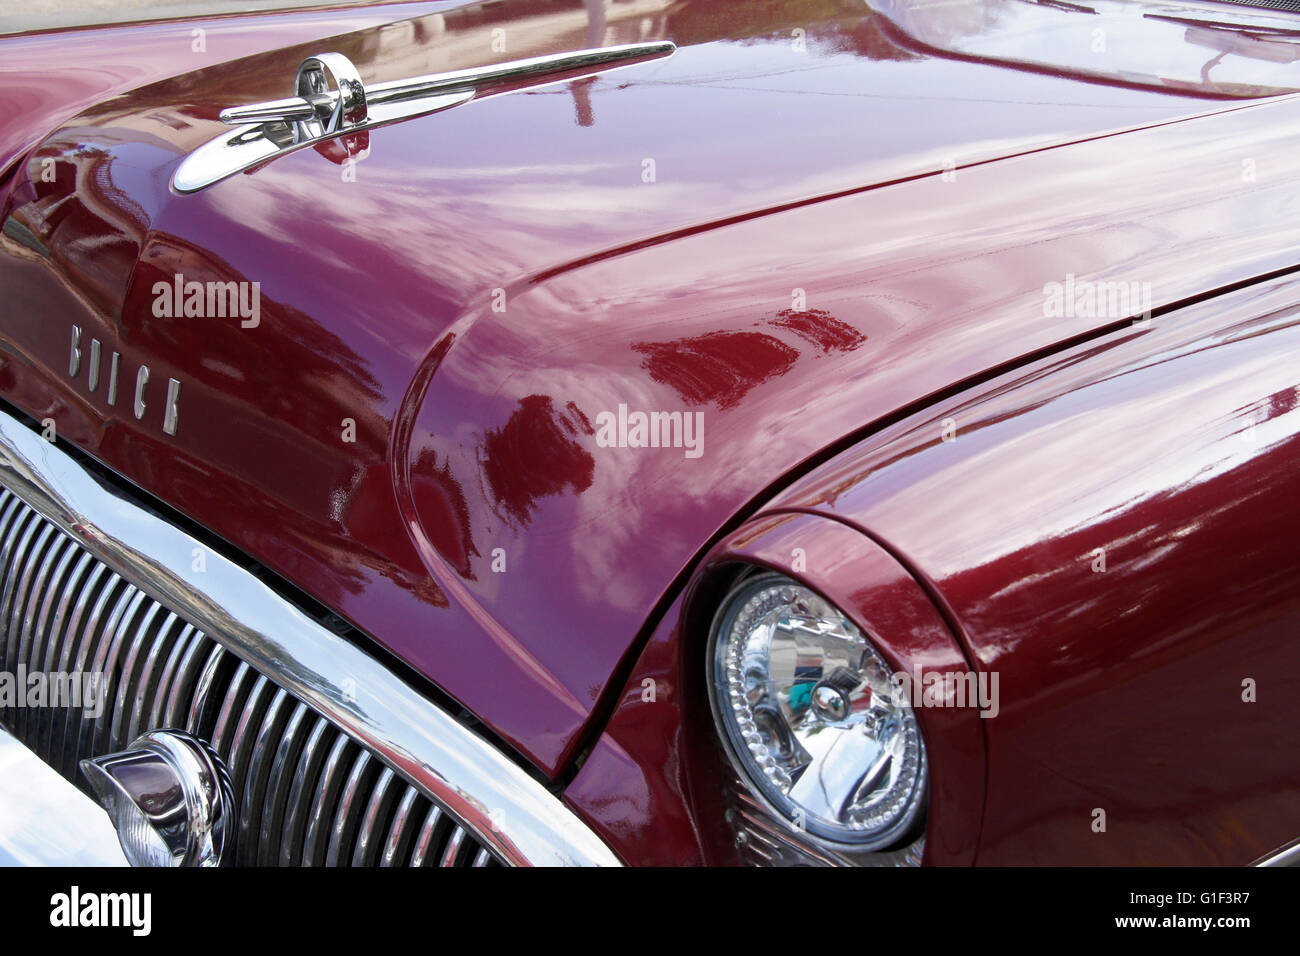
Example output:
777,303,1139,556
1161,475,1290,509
0,408,619,866
218,42,677,127
1254,838,1300,867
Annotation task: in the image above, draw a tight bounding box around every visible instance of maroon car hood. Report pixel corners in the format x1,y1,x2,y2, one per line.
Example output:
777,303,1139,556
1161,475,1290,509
3,0,1299,776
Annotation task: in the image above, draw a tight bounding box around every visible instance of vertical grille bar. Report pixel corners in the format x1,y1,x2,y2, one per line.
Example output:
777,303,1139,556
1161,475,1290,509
258,700,311,865
379,786,421,867
278,717,332,866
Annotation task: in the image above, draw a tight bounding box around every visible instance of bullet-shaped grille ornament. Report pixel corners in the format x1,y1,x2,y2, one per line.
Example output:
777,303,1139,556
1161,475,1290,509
81,730,235,867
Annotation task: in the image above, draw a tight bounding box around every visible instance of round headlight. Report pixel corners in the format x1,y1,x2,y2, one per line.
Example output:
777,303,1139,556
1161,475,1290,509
709,571,927,848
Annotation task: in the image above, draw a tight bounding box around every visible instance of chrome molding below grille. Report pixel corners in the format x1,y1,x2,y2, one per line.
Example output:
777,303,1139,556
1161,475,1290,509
0,408,619,866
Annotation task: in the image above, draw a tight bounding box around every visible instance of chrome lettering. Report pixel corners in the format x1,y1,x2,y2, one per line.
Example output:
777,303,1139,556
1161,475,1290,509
88,339,101,391
69,324,178,435
134,365,149,420
68,326,81,377
107,352,120,406
163,379,181,436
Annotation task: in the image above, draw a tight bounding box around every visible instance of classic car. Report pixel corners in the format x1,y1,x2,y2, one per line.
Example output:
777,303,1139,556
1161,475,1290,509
0,0,1297,868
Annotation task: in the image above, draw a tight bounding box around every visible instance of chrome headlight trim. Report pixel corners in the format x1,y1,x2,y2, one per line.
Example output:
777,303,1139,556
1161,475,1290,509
706,569,929,854
0,407,618,867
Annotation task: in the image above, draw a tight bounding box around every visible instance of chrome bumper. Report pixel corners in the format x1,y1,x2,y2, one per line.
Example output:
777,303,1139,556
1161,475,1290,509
0,725,125,866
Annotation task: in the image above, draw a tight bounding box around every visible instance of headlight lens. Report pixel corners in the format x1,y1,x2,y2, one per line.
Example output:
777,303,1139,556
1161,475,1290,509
709,572,927,848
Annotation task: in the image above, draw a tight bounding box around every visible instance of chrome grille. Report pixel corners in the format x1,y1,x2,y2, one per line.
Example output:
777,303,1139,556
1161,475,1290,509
0,486,497,867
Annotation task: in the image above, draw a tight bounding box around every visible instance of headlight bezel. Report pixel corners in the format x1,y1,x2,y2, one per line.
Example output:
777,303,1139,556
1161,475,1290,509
705,567,930,853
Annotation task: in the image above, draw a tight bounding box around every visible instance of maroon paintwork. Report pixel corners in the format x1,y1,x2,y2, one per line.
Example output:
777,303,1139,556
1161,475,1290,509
1,0,1298,864
763,274,1300,865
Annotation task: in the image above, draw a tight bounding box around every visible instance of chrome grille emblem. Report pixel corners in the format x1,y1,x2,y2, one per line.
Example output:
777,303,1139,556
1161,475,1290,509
174,41,676,193
81,730,235,867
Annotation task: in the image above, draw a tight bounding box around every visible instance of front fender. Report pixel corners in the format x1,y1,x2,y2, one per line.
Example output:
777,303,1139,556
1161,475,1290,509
563,510,986,866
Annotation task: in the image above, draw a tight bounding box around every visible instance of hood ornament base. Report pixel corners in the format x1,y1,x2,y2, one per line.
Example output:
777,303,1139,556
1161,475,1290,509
173,41,675,194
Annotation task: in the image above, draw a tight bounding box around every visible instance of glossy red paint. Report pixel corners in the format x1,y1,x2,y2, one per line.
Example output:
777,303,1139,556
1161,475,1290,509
768,273,1300,865
0,0,1298,798
564,511,986,866
0,2,450,174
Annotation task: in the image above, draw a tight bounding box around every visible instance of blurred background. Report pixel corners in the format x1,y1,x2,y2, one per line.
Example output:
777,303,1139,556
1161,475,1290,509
1,1,401,35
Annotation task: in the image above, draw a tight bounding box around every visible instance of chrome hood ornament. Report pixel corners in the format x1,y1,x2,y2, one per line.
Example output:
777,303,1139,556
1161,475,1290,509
173,41,675,193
